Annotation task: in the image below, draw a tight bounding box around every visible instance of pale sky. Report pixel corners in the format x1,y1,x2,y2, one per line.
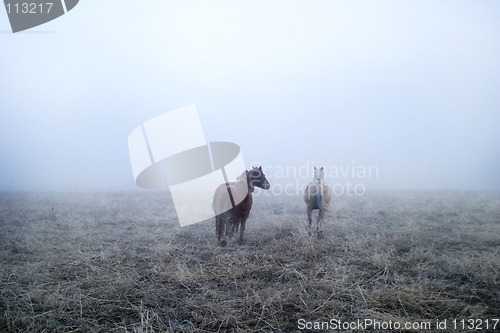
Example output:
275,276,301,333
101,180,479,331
1,0,499,191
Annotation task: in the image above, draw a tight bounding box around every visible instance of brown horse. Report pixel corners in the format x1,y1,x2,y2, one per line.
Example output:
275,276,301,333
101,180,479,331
213,166,270,246
304,166,331,234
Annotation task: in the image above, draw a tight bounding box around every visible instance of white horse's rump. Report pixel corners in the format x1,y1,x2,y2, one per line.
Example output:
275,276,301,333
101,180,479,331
304,166,331,234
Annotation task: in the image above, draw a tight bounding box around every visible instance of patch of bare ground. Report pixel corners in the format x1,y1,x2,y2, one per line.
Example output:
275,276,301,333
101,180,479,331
1,191,498,332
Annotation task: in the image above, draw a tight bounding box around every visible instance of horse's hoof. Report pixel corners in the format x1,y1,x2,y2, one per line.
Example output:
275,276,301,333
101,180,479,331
220,240,227,247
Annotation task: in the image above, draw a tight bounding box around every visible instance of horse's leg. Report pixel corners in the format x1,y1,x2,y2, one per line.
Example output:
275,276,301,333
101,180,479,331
233,220,240,236
318,209,323,230
215,216,221,241
317,209,324,238
216,216,226,242
307,206,313,235
228,218,237,238
219,216,229,247
238,216,248,244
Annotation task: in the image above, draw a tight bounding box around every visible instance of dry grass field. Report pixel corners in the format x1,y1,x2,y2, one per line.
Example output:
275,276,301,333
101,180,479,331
0,190,499,332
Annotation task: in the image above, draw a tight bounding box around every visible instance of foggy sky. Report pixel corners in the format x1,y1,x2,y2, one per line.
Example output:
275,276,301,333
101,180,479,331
1,0,499,192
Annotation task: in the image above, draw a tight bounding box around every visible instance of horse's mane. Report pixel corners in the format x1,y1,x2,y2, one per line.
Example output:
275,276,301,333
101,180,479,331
236,170,248,182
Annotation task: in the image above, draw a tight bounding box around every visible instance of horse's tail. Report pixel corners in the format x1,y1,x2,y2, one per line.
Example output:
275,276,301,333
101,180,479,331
316,184,329,211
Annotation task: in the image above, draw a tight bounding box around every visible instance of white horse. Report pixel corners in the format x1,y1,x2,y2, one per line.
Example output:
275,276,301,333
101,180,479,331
304,166,331,234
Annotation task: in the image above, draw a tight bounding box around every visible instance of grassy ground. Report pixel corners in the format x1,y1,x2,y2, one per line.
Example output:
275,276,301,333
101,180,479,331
0,191,499,332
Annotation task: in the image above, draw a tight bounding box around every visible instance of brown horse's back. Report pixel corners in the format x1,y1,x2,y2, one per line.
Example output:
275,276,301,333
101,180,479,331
213,180,248,216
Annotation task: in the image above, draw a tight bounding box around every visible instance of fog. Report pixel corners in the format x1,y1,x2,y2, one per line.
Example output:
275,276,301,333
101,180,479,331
1,1,499,192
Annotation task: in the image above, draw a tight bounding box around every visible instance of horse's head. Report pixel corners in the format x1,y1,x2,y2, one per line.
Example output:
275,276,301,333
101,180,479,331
314,166,325,182
247,166,270,191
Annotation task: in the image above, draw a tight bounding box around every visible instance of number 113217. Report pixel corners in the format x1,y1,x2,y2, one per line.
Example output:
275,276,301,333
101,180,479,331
5,2,54,14
452,319,499,330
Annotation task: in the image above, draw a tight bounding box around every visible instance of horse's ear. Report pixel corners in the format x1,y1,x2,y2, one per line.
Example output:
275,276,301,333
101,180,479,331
320,167,324,171
259,166,262,170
